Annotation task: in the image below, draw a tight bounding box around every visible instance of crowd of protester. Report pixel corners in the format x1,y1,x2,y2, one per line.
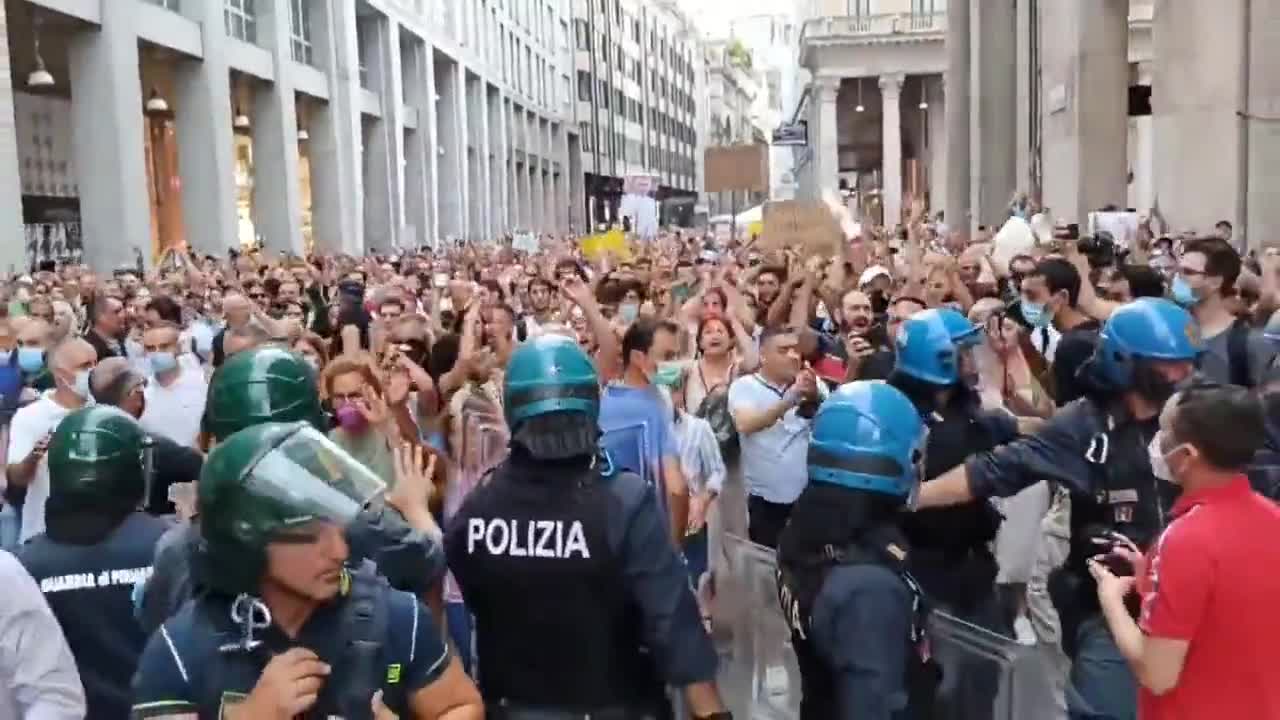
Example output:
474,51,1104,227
0,190,1278,718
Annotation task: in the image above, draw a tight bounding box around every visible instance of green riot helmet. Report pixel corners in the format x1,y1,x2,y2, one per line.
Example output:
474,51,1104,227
503,335,600,460
47,405,149,510
197,422,388,596
205,346,325,442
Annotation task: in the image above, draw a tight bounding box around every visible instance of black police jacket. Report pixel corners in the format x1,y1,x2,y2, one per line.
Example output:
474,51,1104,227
901,403,1016,608
18,512,170,720
777,524,935,720
444,456,717,712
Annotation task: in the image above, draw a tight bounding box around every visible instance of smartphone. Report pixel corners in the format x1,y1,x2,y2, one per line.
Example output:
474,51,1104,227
433,272,448,289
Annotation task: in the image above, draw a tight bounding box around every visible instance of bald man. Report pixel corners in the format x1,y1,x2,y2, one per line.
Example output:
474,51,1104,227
89,358,202,516
6,337,96,542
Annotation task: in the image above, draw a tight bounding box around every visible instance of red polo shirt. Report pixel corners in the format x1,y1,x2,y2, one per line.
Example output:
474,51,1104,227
1137,476,1280,720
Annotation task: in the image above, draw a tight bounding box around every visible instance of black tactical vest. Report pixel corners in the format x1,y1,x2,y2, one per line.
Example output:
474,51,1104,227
1050,400,1175,656
903,403,1006,552
776,535,935,720
18,512,169,720
449,462,660,711
175,561,399,720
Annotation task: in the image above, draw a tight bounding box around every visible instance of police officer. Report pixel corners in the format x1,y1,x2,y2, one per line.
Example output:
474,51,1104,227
887,308,1020,719
139,346,446,633
444,335,729,719
18,406,171,719
914,297,1201,719
776,380,933,720
131,421,484,719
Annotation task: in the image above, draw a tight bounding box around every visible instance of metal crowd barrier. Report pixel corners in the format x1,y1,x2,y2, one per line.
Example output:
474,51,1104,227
716,533,1062,720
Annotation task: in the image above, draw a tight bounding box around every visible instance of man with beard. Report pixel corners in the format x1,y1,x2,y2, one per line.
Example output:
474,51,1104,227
847,294,926,382
517,278,557,340
753,266,785,326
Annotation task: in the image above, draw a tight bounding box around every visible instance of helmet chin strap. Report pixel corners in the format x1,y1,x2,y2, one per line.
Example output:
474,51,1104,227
219,594,273,654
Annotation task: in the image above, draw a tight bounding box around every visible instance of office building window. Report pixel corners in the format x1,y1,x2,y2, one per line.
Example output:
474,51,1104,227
581,122,593,151
577,71,591,101
574,19,589,50
288,0,313,65
225,0,257,43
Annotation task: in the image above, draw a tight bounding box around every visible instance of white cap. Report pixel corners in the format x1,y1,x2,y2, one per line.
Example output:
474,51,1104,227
858,265,891,287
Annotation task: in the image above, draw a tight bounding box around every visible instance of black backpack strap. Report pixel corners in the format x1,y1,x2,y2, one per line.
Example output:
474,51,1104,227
1227,318,1252,387
337,560,391,719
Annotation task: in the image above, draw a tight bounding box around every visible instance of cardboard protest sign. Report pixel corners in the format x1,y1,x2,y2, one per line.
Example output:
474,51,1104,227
760,200,843,257
704,144,769,193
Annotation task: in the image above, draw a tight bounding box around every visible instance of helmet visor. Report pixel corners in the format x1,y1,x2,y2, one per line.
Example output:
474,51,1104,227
245,426,388,533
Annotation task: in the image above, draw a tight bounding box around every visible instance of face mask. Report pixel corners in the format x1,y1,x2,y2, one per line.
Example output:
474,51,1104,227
1147,433,1174,483
335,404,369,433
1021,300,1052,329
148,351,178,375
1171,275,1199,307
618,302,639,323
653,360,684,387
69,369,93,400
17,347,43,373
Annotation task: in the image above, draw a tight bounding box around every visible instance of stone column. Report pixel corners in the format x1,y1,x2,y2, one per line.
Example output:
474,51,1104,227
488,87,505,235
403,38,432,250
809,75,840,198
363,15,406,252
945,0,971,232
1134,62,1154,214
309,0,364,254
0,1,22,271
67,1,151,270
435,60,464,241
970,0,1017,227
250,0,305,255
879,73,904,228
1038,0,1127,225
171,0,237,257
1245,0,1280,250
929,76,948,213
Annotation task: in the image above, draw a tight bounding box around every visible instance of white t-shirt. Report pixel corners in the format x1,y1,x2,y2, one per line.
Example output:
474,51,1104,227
140,364,208,448
7,392,77,543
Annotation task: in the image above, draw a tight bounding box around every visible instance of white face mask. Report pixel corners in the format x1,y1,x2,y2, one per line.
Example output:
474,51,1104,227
1147,434,1173,483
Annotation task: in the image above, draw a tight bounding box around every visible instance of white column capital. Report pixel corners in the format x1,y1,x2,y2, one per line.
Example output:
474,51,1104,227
878,73,905,95
812,75,842,100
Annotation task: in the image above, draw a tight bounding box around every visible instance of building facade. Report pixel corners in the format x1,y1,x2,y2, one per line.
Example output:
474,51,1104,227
725,12,804,202
795,0,1280,246
571,0,700,229
702,37,766,218
0,0,576,272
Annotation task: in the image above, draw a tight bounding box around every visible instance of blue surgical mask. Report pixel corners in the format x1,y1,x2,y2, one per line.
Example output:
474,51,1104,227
148,351,178,375
618,302,639,323
17,347,43,373
1171,275,1199,307
70,369,93,401
1021,301,1051,329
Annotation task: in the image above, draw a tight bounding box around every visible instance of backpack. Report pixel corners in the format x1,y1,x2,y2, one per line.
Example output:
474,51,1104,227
695,385,739,463
1225,318,1252,388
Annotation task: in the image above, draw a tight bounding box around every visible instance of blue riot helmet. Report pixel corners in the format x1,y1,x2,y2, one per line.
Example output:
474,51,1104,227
935,307,982,349
807,381,927,499
1089,297,1202,395
503,334,601,460
893,308,960,386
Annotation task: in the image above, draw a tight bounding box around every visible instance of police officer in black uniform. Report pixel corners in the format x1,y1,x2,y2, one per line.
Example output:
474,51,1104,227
18,405,171,719
888,308,1022,718
130,421,483,719
776,380,933,720
138,346,447,633
445,335,728,719
914,298,1201,719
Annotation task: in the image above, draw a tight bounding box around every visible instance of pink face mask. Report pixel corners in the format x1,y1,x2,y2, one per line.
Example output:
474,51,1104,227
334,404,369,433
